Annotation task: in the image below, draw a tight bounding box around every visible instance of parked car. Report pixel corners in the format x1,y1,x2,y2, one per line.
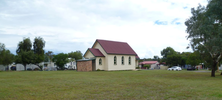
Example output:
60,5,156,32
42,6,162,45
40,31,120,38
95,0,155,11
168,66,182,71
187,66,196,71
27,68,32,71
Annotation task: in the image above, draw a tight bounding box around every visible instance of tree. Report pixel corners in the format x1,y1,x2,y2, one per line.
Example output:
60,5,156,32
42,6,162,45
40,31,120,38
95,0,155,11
0,43,5,52
186,52,201,67
143,64,150,69
16,38,32,54
44,54,49,62
15,38,34,70
153,56,160,62
161,47,176,62
185,0,222,77
0,43,14,66
166,54,182,66
161,47,177,65
45,51,54,62
33,37,45,65
68,51,83,60
53,53,68,70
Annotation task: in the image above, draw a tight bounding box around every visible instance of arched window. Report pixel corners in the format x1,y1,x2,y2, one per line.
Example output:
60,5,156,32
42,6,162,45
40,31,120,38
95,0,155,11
128,56,131,65
99,58,102,65
122,56,124,65
114,56,117,65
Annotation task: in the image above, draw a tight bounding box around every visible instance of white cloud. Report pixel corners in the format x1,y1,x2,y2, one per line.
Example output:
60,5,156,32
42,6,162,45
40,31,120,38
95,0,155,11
0,0,208,58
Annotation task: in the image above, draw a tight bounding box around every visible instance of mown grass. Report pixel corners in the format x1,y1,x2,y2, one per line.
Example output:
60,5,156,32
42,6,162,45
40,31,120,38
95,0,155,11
0,70,222,100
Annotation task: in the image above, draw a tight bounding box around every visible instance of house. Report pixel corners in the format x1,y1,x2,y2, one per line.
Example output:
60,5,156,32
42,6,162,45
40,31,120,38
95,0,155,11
77,39,139,71
40,62,57,71
139,61,159,69
64,58,76,70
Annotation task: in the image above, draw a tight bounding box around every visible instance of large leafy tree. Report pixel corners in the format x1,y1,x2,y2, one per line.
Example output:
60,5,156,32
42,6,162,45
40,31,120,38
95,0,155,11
68,51,83,60
16,38,32,53
33,37,45,65
15,37,45,70
0,43,14,66
166,54,182,66
186,52,201,67
185,0,222,77
15,38,34,70
161,47,177,65
161,47,176,61
180,52,192,67
53,53,68,70
153,56,160,62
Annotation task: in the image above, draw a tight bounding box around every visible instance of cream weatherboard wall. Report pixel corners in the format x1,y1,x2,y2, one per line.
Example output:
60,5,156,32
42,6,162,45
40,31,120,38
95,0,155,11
135,60,139,67
92,41,109,70
84,50,95,59
95,57,105,70
106,55,136,70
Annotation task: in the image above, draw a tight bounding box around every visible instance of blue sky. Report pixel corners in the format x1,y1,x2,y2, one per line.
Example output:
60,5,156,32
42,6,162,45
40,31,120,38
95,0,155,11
0,0,208,58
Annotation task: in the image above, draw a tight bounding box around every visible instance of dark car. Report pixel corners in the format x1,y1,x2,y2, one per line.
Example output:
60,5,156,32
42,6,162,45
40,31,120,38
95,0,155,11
187,66,196,71
27,68,32,71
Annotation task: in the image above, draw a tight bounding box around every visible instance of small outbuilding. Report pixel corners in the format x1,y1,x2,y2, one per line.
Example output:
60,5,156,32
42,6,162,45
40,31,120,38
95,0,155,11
139,61,159,69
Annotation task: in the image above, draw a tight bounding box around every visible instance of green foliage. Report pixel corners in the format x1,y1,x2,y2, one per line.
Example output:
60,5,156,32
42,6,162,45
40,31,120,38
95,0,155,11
143,64,150,69
44,54,49,62
45,51,54,62
33,37,45,64
15,37,45,70
166,54,182,66
0,43,5,52
161,47,176,62
186,52,201,67
15,50,35,67
53,53,68,70
153,55,160,62
39,65,43,70
0,43,14,65
68,51,83,60
16,38,32,54
136,67,140,69
185,0,222,77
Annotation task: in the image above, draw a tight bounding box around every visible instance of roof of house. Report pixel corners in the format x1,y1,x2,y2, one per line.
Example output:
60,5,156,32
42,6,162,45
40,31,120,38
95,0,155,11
88,48,105,57
139,61,158,65
96,39,138,56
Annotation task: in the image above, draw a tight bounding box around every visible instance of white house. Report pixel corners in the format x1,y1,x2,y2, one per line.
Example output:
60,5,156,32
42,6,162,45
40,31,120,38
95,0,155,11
64,58,76,70
77,39,139,71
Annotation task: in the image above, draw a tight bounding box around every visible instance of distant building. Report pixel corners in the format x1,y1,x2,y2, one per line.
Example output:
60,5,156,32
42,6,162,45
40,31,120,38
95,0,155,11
139,61,159,69
64,58,76,70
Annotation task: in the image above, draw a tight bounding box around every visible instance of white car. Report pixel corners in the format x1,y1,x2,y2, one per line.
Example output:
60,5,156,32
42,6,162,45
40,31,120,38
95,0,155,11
168,66,182,71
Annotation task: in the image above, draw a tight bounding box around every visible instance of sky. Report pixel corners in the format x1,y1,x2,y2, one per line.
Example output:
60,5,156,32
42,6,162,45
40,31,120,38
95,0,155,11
0,0,208,59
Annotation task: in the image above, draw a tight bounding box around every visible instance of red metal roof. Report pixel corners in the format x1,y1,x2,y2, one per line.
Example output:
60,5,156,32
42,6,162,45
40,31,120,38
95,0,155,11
89,48,105,57
96,39,138,56
139,61,158,65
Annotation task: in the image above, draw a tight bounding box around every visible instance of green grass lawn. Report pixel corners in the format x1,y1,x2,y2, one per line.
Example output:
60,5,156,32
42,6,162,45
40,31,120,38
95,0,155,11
0,70,222,100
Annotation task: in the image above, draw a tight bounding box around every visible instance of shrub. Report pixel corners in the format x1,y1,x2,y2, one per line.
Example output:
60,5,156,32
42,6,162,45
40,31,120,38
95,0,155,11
34,68,40,71
144,64,150,69
39,65,43,70
136,67,140,69
97,69,101,71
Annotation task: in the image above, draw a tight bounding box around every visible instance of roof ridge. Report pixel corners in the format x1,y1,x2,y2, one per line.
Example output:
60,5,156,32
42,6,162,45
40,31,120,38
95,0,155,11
96,39,127,44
